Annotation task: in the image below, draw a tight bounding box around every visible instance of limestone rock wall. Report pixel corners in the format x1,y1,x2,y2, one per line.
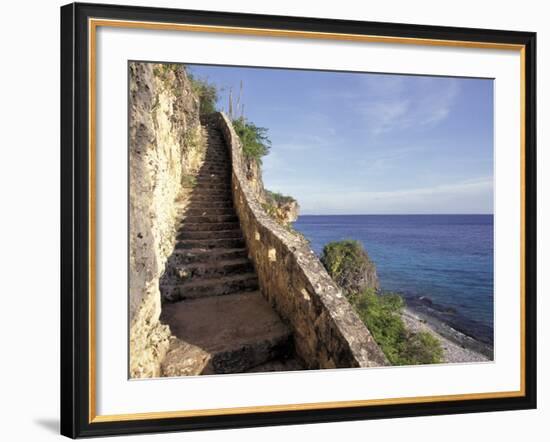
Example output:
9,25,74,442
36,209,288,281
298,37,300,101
240,162,299,226
217,113,388,369
129,62,203,378
270,199,299,225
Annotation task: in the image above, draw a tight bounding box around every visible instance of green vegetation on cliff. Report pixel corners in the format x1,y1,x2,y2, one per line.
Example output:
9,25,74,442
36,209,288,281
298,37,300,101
349,289,443,365
320,240,379,293
321,240,443,365
265,190,296,205
232,118,271,164
188,74,218,115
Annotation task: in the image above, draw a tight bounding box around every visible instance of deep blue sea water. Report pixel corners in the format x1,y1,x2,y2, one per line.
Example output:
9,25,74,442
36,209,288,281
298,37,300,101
293,215,494,345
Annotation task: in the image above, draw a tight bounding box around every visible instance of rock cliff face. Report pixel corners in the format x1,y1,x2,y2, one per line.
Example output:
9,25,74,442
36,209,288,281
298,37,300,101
264,191,299,225
241,160,299,226
129,62,204,378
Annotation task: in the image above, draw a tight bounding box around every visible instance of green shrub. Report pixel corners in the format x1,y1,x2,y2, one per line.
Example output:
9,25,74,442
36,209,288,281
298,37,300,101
266,190,296,205
188,74,218,115
399,331,444,365
349,289,406,363
349,289,443,365
320,240,378,293
232,118,271,164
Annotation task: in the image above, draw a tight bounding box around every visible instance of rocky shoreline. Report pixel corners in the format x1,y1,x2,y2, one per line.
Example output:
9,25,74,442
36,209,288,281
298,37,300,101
401,307,492,364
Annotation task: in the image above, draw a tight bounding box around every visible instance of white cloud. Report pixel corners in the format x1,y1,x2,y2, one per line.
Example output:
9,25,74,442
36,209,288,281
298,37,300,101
298,176,493,214
359,77,460,135
276,134,328,151
358,145,428,172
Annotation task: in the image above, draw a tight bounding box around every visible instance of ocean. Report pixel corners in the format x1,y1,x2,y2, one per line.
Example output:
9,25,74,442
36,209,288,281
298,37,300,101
293,214,494,346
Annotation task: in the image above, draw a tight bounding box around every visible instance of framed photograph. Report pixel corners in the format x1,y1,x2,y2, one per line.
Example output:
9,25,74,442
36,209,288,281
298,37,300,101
60,2,536,438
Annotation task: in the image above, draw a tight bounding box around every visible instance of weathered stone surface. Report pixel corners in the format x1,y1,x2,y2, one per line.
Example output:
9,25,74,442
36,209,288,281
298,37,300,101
264,191,300,225
272,199,299,224
129,62,203,378
160,292,293,375
216,113,388,369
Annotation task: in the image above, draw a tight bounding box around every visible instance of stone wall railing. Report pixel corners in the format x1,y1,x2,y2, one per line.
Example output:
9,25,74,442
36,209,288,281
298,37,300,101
216,113,388,369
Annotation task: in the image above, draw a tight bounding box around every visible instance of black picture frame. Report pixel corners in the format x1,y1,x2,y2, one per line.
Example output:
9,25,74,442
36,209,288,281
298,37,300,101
61,2,537,438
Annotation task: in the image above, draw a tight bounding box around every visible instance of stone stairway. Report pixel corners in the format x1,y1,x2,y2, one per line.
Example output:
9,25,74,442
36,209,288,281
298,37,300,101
159,121,301,376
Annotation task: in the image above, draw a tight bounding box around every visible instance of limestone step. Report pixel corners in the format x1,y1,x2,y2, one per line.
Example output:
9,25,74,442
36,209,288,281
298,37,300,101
199,168,231,175
161,272,259,301
194,177,231,185
170,247,248,265
187,194,232,203
202,159,230,164
177,228,242,240
183,200,234,209
204,149,225,155
175,237,245,250
200,162,230,168
165,258,255,282
184,207,236,217
200,157,228,162
192,181,231,188
192,177,229,185
190,193,232,201
202,161,228,166
185,200,233,209
191,186,231,193
193,183,230,191
194,179,230,187
203,154,228,159
203,150,226,154
181,214,239,224
196,170,231,178
195,173,230,181
190,189,232,197
160,292,292,375
200,164,229,168
179,221,239,232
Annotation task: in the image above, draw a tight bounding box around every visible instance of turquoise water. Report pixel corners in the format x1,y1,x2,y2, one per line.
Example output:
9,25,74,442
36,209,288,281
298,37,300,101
293,215,494,345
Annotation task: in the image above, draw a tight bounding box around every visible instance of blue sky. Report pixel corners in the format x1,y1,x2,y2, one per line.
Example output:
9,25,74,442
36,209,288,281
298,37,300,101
188,64,494,215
